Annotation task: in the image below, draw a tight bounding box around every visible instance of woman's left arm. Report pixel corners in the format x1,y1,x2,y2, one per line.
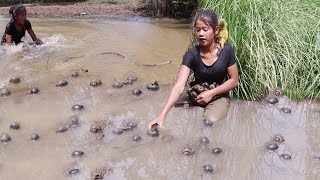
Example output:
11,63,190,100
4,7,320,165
27,28,43,44
196,64,239,104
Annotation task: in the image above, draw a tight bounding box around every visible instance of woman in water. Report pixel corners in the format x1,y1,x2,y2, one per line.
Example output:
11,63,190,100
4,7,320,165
1,4,43,45
148,10,239,129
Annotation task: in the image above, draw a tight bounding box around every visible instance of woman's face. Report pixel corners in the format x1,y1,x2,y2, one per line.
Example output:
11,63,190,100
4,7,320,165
195,19,217,47
15,10,27,25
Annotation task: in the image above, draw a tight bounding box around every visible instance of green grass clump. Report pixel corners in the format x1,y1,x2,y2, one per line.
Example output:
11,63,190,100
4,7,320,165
197,0,320,100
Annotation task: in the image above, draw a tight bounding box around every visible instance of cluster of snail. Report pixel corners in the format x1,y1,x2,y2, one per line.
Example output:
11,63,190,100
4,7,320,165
266,134,292,160
188,82,217,103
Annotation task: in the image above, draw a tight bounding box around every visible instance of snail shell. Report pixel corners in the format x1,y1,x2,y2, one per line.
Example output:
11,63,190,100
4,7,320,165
212,148,222,155
112,82,123,88
274,88,284,96
56,126,68,133
281,107,291,113
200,137,209,144
9,76,20,84
112,128,123,135
0,134,11,143
127,76,138,82
280,153,291,160
31,87,39,94
203,119,214,127
72,150,84,157
147,81,159,91
90,80,102,87
31,133,40,141
90,125,102,133
182,147,195,156
203,164,214,173
266,142,279,150
10,122,20,130
132,89,142,96
267,97,279,104
56,80,68,87
0,88,11,96
68,169,80,175
71,72,79,77
72,104,84,110
147,127,159,137
132,135,142,142
273,134,285,143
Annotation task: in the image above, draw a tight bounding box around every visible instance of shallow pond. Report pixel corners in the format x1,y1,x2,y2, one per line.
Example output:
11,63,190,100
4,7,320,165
0,17,320,180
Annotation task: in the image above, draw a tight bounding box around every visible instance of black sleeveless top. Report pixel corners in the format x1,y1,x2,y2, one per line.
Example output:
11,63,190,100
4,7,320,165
182,44,236,86
1,19,32,45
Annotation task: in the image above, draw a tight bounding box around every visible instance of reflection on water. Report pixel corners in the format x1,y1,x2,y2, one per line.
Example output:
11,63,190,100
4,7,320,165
0,18,320,180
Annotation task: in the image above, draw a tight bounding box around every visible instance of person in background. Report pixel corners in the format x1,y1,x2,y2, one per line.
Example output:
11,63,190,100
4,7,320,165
1,4,43,45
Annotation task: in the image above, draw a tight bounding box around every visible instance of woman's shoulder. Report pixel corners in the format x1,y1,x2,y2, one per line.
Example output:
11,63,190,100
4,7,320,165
186,45,200,55
223,44,234,51
5,20,15,32
25,19,31,27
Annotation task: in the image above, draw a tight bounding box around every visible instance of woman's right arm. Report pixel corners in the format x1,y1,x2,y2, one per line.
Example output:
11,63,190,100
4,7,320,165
5,34,12,45
148,65,190,129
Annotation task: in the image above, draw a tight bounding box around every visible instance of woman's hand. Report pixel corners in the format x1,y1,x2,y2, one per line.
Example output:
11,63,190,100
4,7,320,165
195,89,215,105
148,115,165,129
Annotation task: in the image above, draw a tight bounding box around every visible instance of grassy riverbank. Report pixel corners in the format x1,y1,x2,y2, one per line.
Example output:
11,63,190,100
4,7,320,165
198,0,320,100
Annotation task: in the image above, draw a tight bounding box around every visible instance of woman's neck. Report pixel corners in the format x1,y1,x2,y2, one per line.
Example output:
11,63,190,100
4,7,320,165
200,42,219,54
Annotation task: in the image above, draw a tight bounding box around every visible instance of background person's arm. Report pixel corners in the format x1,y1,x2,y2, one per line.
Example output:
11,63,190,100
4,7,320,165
27,28,43,44
5,34,13,45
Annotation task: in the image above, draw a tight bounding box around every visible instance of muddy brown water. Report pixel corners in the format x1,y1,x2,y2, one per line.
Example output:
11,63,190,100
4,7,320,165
0,17,320,180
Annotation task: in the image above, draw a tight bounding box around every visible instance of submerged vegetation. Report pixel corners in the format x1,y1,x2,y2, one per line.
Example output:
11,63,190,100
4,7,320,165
197,0,320,100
